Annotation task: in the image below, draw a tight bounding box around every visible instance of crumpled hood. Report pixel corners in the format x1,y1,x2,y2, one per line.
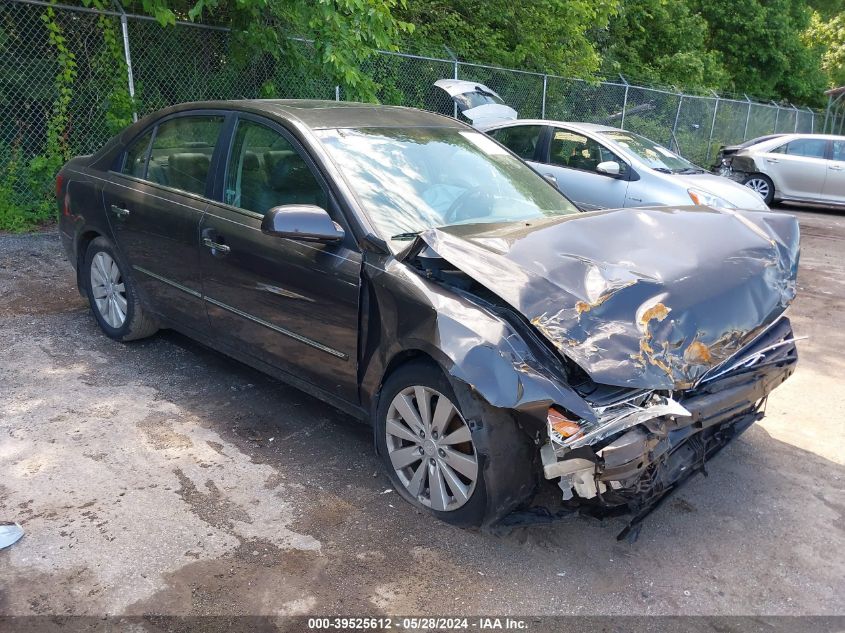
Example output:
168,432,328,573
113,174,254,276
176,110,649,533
414,206,800,390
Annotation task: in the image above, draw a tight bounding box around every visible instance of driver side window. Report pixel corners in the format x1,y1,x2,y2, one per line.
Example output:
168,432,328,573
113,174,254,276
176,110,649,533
225,119,327,214
549,128,626,176
489,125,542,160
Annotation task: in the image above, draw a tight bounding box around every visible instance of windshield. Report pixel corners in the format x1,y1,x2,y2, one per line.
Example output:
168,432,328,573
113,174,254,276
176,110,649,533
601,130,702,173
316,127,580,245
740,134,783,149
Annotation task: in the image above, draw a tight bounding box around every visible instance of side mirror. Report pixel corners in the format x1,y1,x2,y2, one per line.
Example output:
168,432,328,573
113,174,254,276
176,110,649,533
596,161,622,176
261,205,345,244
542,173,558,187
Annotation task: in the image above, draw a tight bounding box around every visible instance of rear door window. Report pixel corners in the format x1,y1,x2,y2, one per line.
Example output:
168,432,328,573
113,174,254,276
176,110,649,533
488,125,542,160
121,131,153,178
224,119,327,214
772,138,828,159
832,140,845,162
146,116,224,196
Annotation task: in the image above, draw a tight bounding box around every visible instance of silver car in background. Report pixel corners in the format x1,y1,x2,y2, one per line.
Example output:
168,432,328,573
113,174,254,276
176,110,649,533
483,120,769,211
722,134,845,206
432,79,767,212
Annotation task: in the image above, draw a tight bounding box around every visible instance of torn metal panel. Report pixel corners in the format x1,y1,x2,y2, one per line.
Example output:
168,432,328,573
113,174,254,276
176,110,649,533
558,394,691,450
359,255,600,526
360,256,596,423
413,206,800,391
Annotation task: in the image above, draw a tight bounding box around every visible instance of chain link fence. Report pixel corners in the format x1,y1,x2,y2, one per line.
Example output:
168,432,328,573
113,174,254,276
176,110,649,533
825,91,845,138
1,0,842,228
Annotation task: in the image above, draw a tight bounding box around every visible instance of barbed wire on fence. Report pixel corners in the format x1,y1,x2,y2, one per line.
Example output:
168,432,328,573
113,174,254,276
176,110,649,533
2,0,844,222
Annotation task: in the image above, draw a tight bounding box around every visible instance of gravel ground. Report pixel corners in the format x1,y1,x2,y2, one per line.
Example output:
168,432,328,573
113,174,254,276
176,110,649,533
0,204,843,618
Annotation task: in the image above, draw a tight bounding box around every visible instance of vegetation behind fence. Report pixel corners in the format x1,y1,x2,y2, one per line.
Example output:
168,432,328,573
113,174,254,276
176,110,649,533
2,0,843,231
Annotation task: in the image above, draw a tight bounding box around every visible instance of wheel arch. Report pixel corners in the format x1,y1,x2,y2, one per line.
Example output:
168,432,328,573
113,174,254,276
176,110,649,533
743,172,776,204
368,347,446,421
75,228,105,294
372,344,542,527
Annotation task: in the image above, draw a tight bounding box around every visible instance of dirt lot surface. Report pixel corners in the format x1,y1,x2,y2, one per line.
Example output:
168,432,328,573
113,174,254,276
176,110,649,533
1,205,843,618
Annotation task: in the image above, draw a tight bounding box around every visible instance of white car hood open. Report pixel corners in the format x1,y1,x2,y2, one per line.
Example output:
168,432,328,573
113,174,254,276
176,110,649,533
434,79,517,129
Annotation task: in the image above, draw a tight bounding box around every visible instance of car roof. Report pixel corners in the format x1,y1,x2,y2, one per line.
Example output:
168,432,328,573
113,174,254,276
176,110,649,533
491,121,845,142
743,133,845,148
132,99,463,131
779,133,845,140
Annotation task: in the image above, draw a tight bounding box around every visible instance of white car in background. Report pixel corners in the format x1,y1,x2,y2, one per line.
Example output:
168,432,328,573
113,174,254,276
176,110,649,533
721,134,845,206
435,80,769,211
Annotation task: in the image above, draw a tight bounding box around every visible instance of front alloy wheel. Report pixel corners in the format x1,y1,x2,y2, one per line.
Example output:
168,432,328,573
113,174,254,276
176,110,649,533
377,361,538,527
743,174,774,204
385,386,479,512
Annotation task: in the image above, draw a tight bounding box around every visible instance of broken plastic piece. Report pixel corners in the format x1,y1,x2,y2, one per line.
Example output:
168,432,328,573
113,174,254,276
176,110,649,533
547,407,582,439
0,522,23,549
562,394,691,450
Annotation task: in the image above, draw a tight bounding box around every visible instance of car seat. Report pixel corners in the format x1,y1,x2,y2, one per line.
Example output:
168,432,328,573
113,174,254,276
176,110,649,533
168,153,210,194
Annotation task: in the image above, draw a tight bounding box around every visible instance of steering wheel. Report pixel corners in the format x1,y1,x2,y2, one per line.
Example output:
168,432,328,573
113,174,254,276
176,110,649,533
444,186,490,225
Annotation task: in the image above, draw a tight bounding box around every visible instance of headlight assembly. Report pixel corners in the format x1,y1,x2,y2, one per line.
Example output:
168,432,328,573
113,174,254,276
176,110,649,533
688,187,736,209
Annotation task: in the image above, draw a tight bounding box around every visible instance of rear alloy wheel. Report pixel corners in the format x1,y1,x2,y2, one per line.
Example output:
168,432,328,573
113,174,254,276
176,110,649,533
90,251,127,329
83,237,158,341
385,385,479,512
743,174,774,205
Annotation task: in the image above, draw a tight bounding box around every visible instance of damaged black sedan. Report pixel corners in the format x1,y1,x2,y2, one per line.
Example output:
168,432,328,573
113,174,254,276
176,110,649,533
58,100,800,532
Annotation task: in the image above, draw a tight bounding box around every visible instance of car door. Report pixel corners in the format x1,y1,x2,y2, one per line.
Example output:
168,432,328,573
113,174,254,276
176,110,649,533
199,115,362,402
102,112,226,330
763,137,829,200
822,139,845,203
537,127,630,210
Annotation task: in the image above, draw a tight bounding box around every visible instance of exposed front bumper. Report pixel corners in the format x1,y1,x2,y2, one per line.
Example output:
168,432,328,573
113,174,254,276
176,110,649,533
542,317,798,507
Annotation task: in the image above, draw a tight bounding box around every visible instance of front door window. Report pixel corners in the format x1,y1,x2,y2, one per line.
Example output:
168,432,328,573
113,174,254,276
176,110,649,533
549,128,627,176
225,120,327,214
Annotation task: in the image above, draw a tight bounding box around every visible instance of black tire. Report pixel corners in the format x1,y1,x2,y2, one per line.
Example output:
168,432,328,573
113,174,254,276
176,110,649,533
375,360,533,527
83,236,158,342
742,173,775,205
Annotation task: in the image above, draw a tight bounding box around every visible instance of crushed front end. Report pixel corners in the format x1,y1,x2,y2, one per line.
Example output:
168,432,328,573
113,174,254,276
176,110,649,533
540,316,799,538
407,206,801,534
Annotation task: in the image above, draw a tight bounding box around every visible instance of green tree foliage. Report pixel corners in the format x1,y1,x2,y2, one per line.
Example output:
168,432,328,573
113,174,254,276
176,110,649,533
0,3,77,232
596,0,728,90
121,0,414,101
394,0,618,77
394,0,833,105
807,0,845,18
805,9,845,89
691,0,828,104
